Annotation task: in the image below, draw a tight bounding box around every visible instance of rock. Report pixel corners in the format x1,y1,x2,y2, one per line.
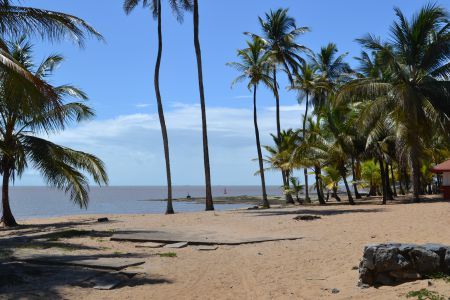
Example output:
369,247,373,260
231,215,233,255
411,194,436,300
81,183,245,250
409,248,440,274
359,243,450,287
331,288,340,294
293,215,321,221
97,218,109,223
135,242,165,249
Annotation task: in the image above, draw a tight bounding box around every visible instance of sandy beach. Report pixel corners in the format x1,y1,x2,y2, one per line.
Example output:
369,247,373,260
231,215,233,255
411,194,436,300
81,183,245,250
1,196,450,299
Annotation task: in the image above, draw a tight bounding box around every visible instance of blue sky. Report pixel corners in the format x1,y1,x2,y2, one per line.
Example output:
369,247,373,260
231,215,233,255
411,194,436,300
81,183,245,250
19,0,448,186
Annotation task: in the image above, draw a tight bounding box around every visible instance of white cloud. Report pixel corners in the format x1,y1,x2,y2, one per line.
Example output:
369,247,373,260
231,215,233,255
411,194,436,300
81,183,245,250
135,103,151,108
37,103,304,186
266,104,305,112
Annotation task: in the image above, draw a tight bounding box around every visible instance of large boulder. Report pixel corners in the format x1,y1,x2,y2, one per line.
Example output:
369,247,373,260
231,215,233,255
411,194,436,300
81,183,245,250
359,243,450,286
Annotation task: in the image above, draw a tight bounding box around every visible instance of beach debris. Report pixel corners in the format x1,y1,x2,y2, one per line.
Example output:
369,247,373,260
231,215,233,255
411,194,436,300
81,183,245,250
293,215,321,221
135,242,165,249
192,245,218,251
97,217,109,223
359,243,450,286
164,242,188,249
331,288,340,294
247,206,259,210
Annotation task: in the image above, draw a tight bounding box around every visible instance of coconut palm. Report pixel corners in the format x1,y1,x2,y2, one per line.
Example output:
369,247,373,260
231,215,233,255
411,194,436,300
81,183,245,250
293,61,322,202
340,3,450,202
192,0,214,211
289,177,304,203
361,160,382,196
322,166,342,202
0,0,102,104
311,43,351,113
124,0,192,214
0,38,108,227
227,37,273,208
248,8,310,140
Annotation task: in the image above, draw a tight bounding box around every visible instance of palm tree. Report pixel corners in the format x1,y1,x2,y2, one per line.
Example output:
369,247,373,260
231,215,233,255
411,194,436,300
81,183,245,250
124,0,192,214
322,166,342,202
227,37,273,208
340,3,450,202
248,8,310,140
0,38,108,227
293,61,321,202
0,0,102,104
311,43,351,113
192,0,214,211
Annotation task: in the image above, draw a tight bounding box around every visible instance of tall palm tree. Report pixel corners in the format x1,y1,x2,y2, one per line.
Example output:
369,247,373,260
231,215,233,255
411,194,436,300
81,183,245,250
0,0,102,104
247,9,309,204
340,3,450,202
124,0,192,214
248,8,310,140
293,61,322,202
0,38,108,227
193,0,214,211
228,37,273,208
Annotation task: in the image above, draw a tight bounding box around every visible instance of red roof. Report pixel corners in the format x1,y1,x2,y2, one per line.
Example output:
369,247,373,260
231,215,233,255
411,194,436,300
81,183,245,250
432,160,450,173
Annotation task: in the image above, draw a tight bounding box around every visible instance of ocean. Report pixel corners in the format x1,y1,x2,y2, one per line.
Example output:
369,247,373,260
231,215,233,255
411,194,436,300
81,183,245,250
7,186,285,220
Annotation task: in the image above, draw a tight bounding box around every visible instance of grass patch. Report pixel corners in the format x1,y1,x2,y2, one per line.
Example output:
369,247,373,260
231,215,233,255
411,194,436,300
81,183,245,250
406,289,446,300
158,252,177,258
45,229,91,241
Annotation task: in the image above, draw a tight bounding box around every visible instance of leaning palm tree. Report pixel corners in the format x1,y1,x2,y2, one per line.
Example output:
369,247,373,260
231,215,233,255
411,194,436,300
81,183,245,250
123,0,192,214
339,3,450,202
0,38,108,227
228,37,273,208
0,0,102,104
192,0,214,210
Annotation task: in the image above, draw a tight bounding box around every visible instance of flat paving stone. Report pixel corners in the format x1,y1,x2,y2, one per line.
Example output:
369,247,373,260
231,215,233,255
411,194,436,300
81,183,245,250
90,272,130,290
164,242,188,249
192,245,218,251
135,242,165,249
14,254,145,270
111,230,302,245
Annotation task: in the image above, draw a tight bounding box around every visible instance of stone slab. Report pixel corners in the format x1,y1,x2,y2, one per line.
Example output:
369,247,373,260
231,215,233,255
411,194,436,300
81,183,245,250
90,272,130,290
192,245,218,251
111,230,302,245
135,242,165,249
164,242,188,249
14,254,145,271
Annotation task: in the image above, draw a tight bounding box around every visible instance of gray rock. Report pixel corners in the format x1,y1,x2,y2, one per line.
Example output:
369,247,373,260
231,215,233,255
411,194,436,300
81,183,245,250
331,288,340,294
409,248,440,274
359,243,450,287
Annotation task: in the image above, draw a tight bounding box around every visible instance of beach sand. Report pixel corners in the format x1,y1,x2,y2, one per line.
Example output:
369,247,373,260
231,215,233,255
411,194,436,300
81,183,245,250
1,195,450,299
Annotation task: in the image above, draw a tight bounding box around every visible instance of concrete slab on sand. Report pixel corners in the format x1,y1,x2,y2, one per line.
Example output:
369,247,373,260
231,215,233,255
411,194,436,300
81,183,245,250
14,254,145,271
111,229,302,245
164,242,188,249
192,245,218,251
135,242,165,248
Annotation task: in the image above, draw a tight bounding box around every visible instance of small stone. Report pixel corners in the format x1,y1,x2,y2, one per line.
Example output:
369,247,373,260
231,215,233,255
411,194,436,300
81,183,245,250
97,217,109,223
331,288,340,294
428,280,433,287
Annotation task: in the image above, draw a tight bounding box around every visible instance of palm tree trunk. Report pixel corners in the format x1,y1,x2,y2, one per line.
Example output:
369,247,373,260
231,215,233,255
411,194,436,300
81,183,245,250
155,0,174,215
340,168,355,205
390,163,397,197
253,85,269,209
314,167,326,205
379,158,387,204
385,161,394,200
1,166,17,227
351,157,362,199
332,186,341,202
273,68,281,141
302,92,310,202
193,0,213,211
284,170,294,204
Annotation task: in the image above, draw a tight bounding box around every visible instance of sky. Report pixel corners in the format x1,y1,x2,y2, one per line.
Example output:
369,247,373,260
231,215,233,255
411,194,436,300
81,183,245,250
17,0,449,186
